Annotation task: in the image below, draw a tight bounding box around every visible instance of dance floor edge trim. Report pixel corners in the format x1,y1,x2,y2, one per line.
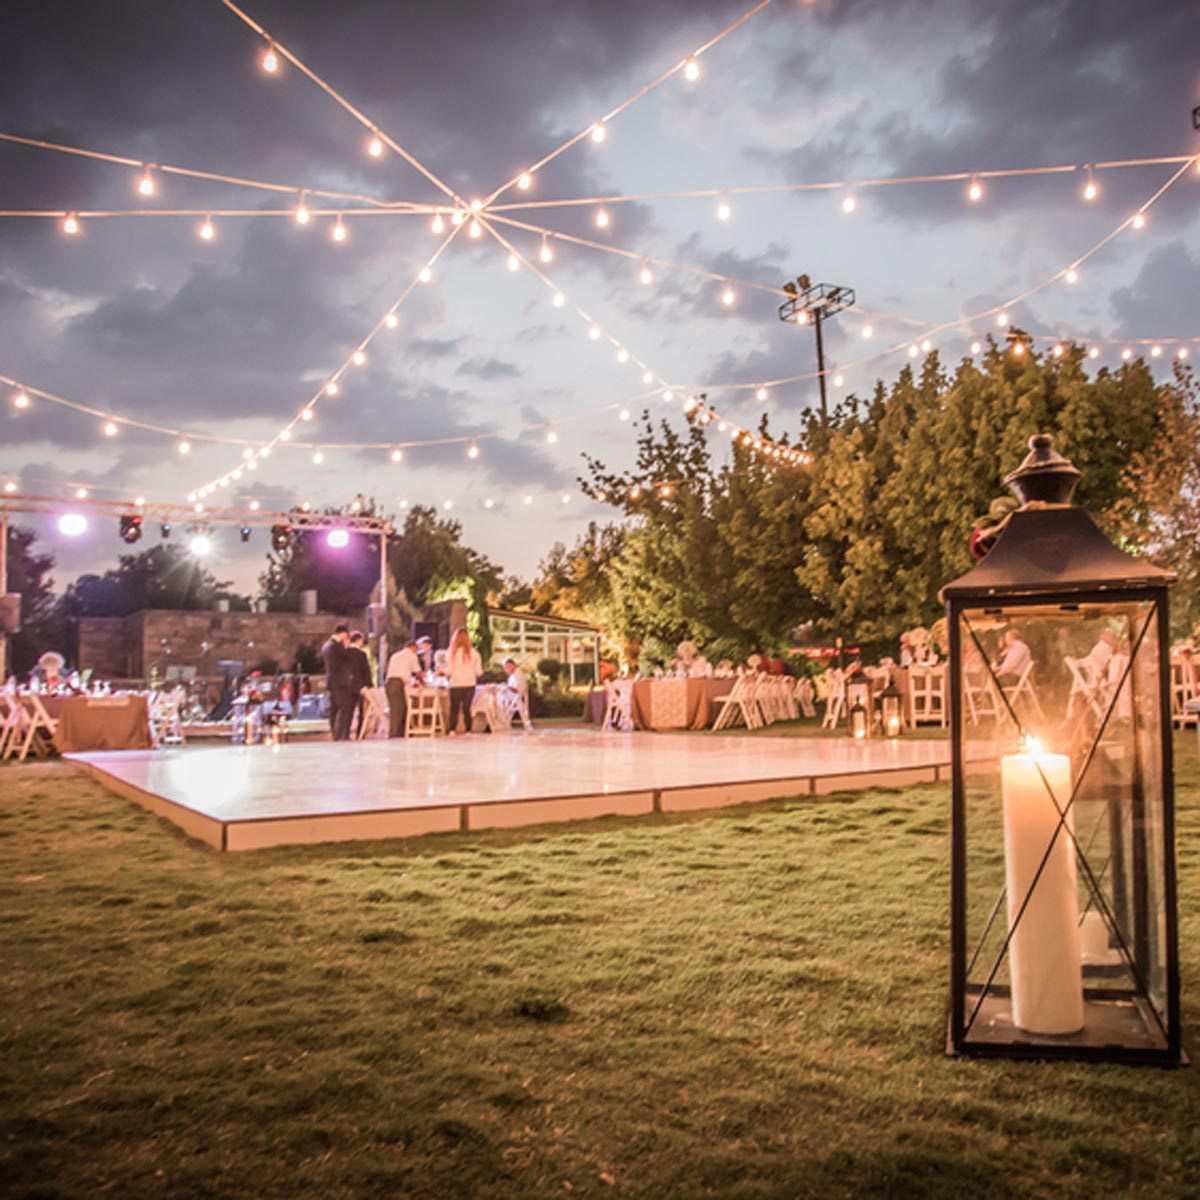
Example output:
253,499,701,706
70,755,947,853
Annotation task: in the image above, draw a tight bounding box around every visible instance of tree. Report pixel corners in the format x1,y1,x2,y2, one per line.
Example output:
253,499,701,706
4,524,58,677
60,544,242,618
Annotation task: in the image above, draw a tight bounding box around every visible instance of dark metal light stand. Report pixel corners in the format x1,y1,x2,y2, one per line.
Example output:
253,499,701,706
942,436,1183,1065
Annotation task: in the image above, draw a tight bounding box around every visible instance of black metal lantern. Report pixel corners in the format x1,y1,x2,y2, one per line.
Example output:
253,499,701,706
942,435,1183,1064
880,677,904,738
846,676,872,738
848,695,870,740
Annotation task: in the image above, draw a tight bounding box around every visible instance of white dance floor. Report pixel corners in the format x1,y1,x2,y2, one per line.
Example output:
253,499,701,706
69,729,952,852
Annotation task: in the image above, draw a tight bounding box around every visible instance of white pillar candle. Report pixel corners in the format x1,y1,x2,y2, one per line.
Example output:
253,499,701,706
1001,749,1084,1035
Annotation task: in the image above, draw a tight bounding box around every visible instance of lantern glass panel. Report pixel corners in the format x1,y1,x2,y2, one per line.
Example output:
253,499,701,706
953,597,1172,1055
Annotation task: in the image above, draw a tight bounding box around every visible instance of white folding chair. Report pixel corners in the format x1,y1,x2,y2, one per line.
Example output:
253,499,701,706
712,675,749,731
0,692,24,759
821,670,846,729
1170,660,1197,728
14,694,57,761
405,688,445,737
795,677,816,719
1001,661,1044,725
357,686,390,740
601,679,634,732
963,662,1003,726
1064,656,1106,725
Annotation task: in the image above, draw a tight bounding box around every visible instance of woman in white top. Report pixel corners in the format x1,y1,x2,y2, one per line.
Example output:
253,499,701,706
446,627,483,735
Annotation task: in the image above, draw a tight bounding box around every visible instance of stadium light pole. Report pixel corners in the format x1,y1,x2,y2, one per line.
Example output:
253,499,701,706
777,274,855,426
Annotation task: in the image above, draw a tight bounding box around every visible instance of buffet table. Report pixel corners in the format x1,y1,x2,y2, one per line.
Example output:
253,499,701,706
52,694,153,753
586,678,734,731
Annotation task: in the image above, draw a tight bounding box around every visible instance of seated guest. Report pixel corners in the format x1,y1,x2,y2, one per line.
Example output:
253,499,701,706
416,635,434,676
898,631,914,667
433,648,449,680
30,651,67,691
688,654,712,678
502,658,534,731
1083,630,1119,678
763,652,786,677
994,628,1032,686
385,638,422,738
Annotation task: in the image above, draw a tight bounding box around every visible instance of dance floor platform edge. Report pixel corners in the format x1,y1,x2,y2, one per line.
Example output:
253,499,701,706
68,731,952,852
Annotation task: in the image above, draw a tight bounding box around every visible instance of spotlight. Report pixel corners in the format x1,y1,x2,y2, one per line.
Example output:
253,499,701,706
239,526,252,543
160,522,172,539
119,514,143,544
58,513,87,537
327,529,349,549
189,533,212,557
270,524,293,551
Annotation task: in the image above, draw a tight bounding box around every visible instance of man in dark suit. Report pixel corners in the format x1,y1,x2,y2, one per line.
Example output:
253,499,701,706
321,623,357,741
347,630,373,737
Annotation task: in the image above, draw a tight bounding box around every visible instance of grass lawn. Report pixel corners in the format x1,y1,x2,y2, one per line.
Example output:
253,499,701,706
1,738,1198,1199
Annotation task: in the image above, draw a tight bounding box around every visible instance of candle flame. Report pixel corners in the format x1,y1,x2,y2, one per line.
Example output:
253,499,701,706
1023,734,1043,756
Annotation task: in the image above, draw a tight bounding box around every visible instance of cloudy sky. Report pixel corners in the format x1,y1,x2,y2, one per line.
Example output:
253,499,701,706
1,0,1197,595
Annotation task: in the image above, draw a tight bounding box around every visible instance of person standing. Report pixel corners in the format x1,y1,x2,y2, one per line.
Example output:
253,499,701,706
446,627,483,736
385,638,422,737
347,631,373,738
503,657,534,731
321,623,357,741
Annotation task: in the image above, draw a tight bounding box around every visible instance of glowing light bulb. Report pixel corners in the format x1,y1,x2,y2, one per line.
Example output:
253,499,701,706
539,241,553,263
523,495,533,506
833,374,844,387
663,391,674,402
546,431,558,444
1012,341,1025,356
997,312,1009,327
261,46,279,73
418,266,432,283
1088,347,1100,359
756,387,768,401
352,350,366,366
137,169,155,197
909,345,919,358
920,339,932,352
517,172,532,190
484,497,494,509
970,341,982,354
716,201,731,221
841,194,856,214
4,482,14,493
595,208,609,228
862,325,873,338
1083,179,1098,201
617,349,629,363
246,459,256,471
506,253,519,271
451,210,464,227
639,266,653,285
431,213,445,234
231,469,242,481
385,312,398,329
591,123,606,143
189,533,212,556
200,217,215,241
332,219,347,243
561,494,571,505
795,310,809,326
1177,348,1188,360
103,420,118,437
75,487,88,499
467,444,480,459
63,214,79,235
249,500,260,511
301,407,314,421
391,448,403,462
312,450,324,464
295,201,310,225
552,291,565,308
1122,348,1133,360
721,288,735,306
469,219,481,239
368,134,384,157
589,325,602,340
683,397,698,414
242,447,255,460
619,407,630,421
1053,344,1064,358
1151,345,1162,358
280,429,291,441
1065,268,1078,283
967,180,983,202
1132,213,1145,230
13,391,30,409
178,439,191,454
642,371,654,384
684,57,700,81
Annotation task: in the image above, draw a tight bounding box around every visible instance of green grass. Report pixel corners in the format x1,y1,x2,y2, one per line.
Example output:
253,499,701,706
1,739,1198,1199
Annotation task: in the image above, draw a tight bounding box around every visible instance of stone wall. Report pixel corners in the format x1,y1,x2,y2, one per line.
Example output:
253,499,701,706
76,617,130,678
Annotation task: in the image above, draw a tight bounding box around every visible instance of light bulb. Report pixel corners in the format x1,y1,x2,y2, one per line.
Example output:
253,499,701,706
683,396,698,413
4,482,14,493
561,494,571,504
385,312,398,328
589,325,602,340
539,241,553,263
312,450,324,464
595,208,609,228
619,408,630,421
1122,348,1133,360
249,500,260,511
332,220,347,242
507,254,519,271
1088,347,1100,359
451,210,464,226
200,217,215,241
242,447,254,460
663,391,674,402
1177,348,1189,360
352,350,366,366
470,199,483,212
368,134,384,158
862,325,873,338
997,312,1009,327
517,172,532,190
295,202,310,225
178,439,191,454
795,310,809,325
523,495,533,505
418,266,432,282
326,381,339,396
261,46,279,73
833,374,844,387
13,391,30,409
684,57,700,82
232,469,242,481
103,420,118,437
617,349,629,363
1083,179,1098,201
967,180,983,202
970,341,981,354
467,444,480,459
189,533,212,556
246,459,256,471
301,407,314,421
642,371,653,384
591,123,606,143
721,288,735,306
639,266,653,285
1132,213,1146,230
75,487,89,499
484,497,495,509
717,201,731,221
138,169,155,197
756,386,768,401
280,429,291,441
1065,268,1078,283
469,219,481,239
1012,342,1025,356
431,213,445,234
920,339,932,352
553,292,565,307
63,214,79,235
909,345,919,358
546,431,558,444
1052,344,1064,358
841,194,856,214
391,448,403,462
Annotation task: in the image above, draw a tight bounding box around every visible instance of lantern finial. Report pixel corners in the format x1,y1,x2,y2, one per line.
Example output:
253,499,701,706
1003,433,1081,507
